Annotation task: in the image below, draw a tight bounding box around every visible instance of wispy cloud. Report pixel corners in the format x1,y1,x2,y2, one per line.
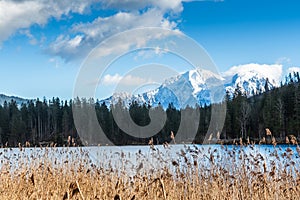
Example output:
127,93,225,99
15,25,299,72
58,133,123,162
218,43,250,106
48,57,60,68
101,74,152,86
276,57,291,65
19,29,38,45
101,0,185,13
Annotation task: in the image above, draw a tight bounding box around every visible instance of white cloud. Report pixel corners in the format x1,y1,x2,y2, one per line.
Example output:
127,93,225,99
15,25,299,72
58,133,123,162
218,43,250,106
101,0,184,13
102,74,122,85
87,27,182,62
73,9,175,35
0,0,96,43
0,0,210,60
0,0,184,45
47,8,180,60
102,74,151,86
68,35,83,48
0,1,43,42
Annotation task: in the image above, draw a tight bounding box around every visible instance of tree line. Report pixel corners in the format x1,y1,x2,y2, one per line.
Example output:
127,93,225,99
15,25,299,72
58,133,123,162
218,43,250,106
0,73,299,146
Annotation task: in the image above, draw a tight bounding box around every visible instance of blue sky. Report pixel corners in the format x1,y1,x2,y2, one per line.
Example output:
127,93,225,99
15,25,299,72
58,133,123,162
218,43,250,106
0,0,299,100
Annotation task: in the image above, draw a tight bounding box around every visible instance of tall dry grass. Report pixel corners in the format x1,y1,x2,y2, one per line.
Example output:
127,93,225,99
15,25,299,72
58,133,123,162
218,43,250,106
0,144,299,199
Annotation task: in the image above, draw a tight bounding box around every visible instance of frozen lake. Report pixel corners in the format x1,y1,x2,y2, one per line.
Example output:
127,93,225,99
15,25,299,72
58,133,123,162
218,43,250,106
1,144,299,176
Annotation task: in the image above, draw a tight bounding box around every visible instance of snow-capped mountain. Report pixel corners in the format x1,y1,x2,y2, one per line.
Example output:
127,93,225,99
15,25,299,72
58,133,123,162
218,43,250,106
101,68,225,108
223,63,282,96
101,63,284,109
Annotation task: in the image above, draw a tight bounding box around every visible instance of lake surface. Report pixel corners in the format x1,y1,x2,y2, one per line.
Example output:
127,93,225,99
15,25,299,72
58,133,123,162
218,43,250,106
1,144,299,176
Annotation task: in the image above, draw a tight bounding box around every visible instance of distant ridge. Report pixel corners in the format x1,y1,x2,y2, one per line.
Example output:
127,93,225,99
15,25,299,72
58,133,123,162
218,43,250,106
0,94,29,106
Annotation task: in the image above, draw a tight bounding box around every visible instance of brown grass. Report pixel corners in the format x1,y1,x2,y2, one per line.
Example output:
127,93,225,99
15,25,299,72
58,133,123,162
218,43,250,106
0,145,299,200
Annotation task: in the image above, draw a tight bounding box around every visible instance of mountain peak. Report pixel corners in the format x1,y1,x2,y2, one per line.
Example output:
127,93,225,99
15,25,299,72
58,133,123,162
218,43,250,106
100,64,288,109
223,63,282,96
223,63,282,84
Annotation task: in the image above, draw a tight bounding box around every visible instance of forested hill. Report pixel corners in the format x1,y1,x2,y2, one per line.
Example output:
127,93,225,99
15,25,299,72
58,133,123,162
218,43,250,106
0,73,300,147
0,94,29,106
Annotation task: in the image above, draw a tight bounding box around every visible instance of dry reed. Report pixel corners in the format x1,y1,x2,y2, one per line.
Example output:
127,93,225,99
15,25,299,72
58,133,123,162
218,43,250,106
0,144,299,200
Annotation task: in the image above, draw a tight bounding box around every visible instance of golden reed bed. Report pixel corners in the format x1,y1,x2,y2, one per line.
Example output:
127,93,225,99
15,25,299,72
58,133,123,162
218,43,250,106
0,145,299,199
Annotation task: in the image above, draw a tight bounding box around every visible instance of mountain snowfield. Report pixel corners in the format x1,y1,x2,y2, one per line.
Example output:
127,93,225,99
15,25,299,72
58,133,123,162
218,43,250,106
223,63,282,96
101,63,300,109
102,68,225,108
